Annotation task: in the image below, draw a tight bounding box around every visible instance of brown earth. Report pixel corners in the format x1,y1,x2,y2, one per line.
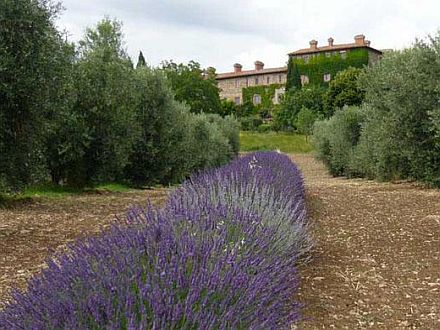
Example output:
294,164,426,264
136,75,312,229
0,188,170,306
0,154,439,329
291,154,440,329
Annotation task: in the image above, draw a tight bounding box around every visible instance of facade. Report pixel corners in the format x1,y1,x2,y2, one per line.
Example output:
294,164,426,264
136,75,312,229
215,34,383,105
216,61,287,105
288,34,383,86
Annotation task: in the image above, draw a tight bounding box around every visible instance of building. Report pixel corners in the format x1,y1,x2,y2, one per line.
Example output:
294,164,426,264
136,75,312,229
288,34,383,86
216,61,287,105
215,34,383,105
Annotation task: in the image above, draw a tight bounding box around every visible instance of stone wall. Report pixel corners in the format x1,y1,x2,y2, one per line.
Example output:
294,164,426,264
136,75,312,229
218,72,287,104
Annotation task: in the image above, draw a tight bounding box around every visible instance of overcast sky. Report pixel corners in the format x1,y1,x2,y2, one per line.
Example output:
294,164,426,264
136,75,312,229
56,0,440,72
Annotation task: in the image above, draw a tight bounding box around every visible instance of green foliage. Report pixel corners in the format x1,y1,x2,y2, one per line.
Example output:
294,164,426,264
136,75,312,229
235,101,256,118
353,40,440,185
0,11,240,194
242,84,283,110
273,85,325,130
240,132,313,153
313,33,440,186
136,51,146,68
324,67,365,116
69,18,140,186
312,106,364,176
240,116,263,131
124,67,179,186
162,60,222,114
295,107,317,139
205,114,240,155
257,123,272,133
0,0,69,193
219,99,236,117
286,57,301,90
287,49,369,87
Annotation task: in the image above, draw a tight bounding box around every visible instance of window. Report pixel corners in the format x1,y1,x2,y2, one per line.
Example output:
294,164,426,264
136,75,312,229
267,76,270,84
234,96,241,105
255,77,259,85
279,75,282,83
235,79,239,87
325,52,331,58
323,73,331,82
246,78,249,87
273,88,285,105
253,94,261,105
300,75,309,86
340,50,347,59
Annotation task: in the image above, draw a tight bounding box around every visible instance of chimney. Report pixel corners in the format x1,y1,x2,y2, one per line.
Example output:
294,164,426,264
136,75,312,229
354,34,366,46
328,37,334,46
309,39,318,50
254,60,264,71
233,63,242,73
365,40,371,47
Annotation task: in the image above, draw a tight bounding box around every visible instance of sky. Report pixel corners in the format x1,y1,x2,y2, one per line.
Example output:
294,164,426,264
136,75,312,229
55,0,440,73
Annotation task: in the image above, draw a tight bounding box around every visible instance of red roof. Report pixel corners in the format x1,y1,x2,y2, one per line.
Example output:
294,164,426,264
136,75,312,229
288,43,382,56
216,67,287,80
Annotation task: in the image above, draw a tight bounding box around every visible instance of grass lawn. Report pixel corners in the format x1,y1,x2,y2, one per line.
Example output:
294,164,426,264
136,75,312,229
240,131,313,153
0,183,135,207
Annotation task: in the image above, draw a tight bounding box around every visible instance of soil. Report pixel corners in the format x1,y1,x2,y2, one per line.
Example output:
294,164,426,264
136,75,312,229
291,154,440,329
0,188,170,306
0,154,439,329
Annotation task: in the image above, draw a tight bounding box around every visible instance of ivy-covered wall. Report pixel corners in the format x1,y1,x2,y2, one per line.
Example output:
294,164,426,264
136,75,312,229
242,83,283,109
288,49,369,87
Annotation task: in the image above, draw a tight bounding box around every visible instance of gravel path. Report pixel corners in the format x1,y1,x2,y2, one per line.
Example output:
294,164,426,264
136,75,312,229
292,154,440,329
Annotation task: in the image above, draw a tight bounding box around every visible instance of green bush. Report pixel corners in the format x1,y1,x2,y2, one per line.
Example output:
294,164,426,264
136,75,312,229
257,123,272,133
205,114,240,155
313,33,440,186
274,85,325,131
312,106,363,176
240,116,263,131
323,67,365,116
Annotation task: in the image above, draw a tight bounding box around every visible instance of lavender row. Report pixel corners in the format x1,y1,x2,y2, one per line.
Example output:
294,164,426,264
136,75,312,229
0,152,310,329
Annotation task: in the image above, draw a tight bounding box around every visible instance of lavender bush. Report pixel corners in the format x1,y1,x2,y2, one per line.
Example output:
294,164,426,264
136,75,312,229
0,152,309,329
169,152,312,260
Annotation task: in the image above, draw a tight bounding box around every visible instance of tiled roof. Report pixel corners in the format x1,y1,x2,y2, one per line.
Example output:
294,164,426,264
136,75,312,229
216,67,287,80
288,43,383,56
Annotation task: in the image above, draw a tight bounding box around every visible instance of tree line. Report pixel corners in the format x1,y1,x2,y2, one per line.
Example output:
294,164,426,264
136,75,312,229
0,0,238,194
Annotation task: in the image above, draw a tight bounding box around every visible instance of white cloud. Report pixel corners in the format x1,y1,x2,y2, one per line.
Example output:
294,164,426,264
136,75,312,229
56,0,440,72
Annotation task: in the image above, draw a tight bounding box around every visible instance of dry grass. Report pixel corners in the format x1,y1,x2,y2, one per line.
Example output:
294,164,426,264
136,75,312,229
0,188,170,305
292,153,440,329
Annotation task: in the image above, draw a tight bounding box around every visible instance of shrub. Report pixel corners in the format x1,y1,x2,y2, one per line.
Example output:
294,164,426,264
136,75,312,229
274,85,325,131
295,106,318,140
323,67,365,117
312,106,364,176
0,152,307,328
355,35,440,185
205,114,240,155
257,123,272,133
240,116,263,131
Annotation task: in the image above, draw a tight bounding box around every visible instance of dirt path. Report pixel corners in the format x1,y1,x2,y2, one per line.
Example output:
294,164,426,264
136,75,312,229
291,154,440,329
0,189,170,305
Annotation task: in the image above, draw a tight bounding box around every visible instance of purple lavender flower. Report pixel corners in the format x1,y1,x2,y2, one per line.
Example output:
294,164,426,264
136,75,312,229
0,152,307,329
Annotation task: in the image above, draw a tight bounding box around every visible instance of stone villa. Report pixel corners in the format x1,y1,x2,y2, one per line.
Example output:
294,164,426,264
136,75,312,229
216,34,383,105
216,62,287,106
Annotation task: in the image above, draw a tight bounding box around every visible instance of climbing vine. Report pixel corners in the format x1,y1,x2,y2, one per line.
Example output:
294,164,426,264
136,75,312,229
242,83,283,109
287,49,369,88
